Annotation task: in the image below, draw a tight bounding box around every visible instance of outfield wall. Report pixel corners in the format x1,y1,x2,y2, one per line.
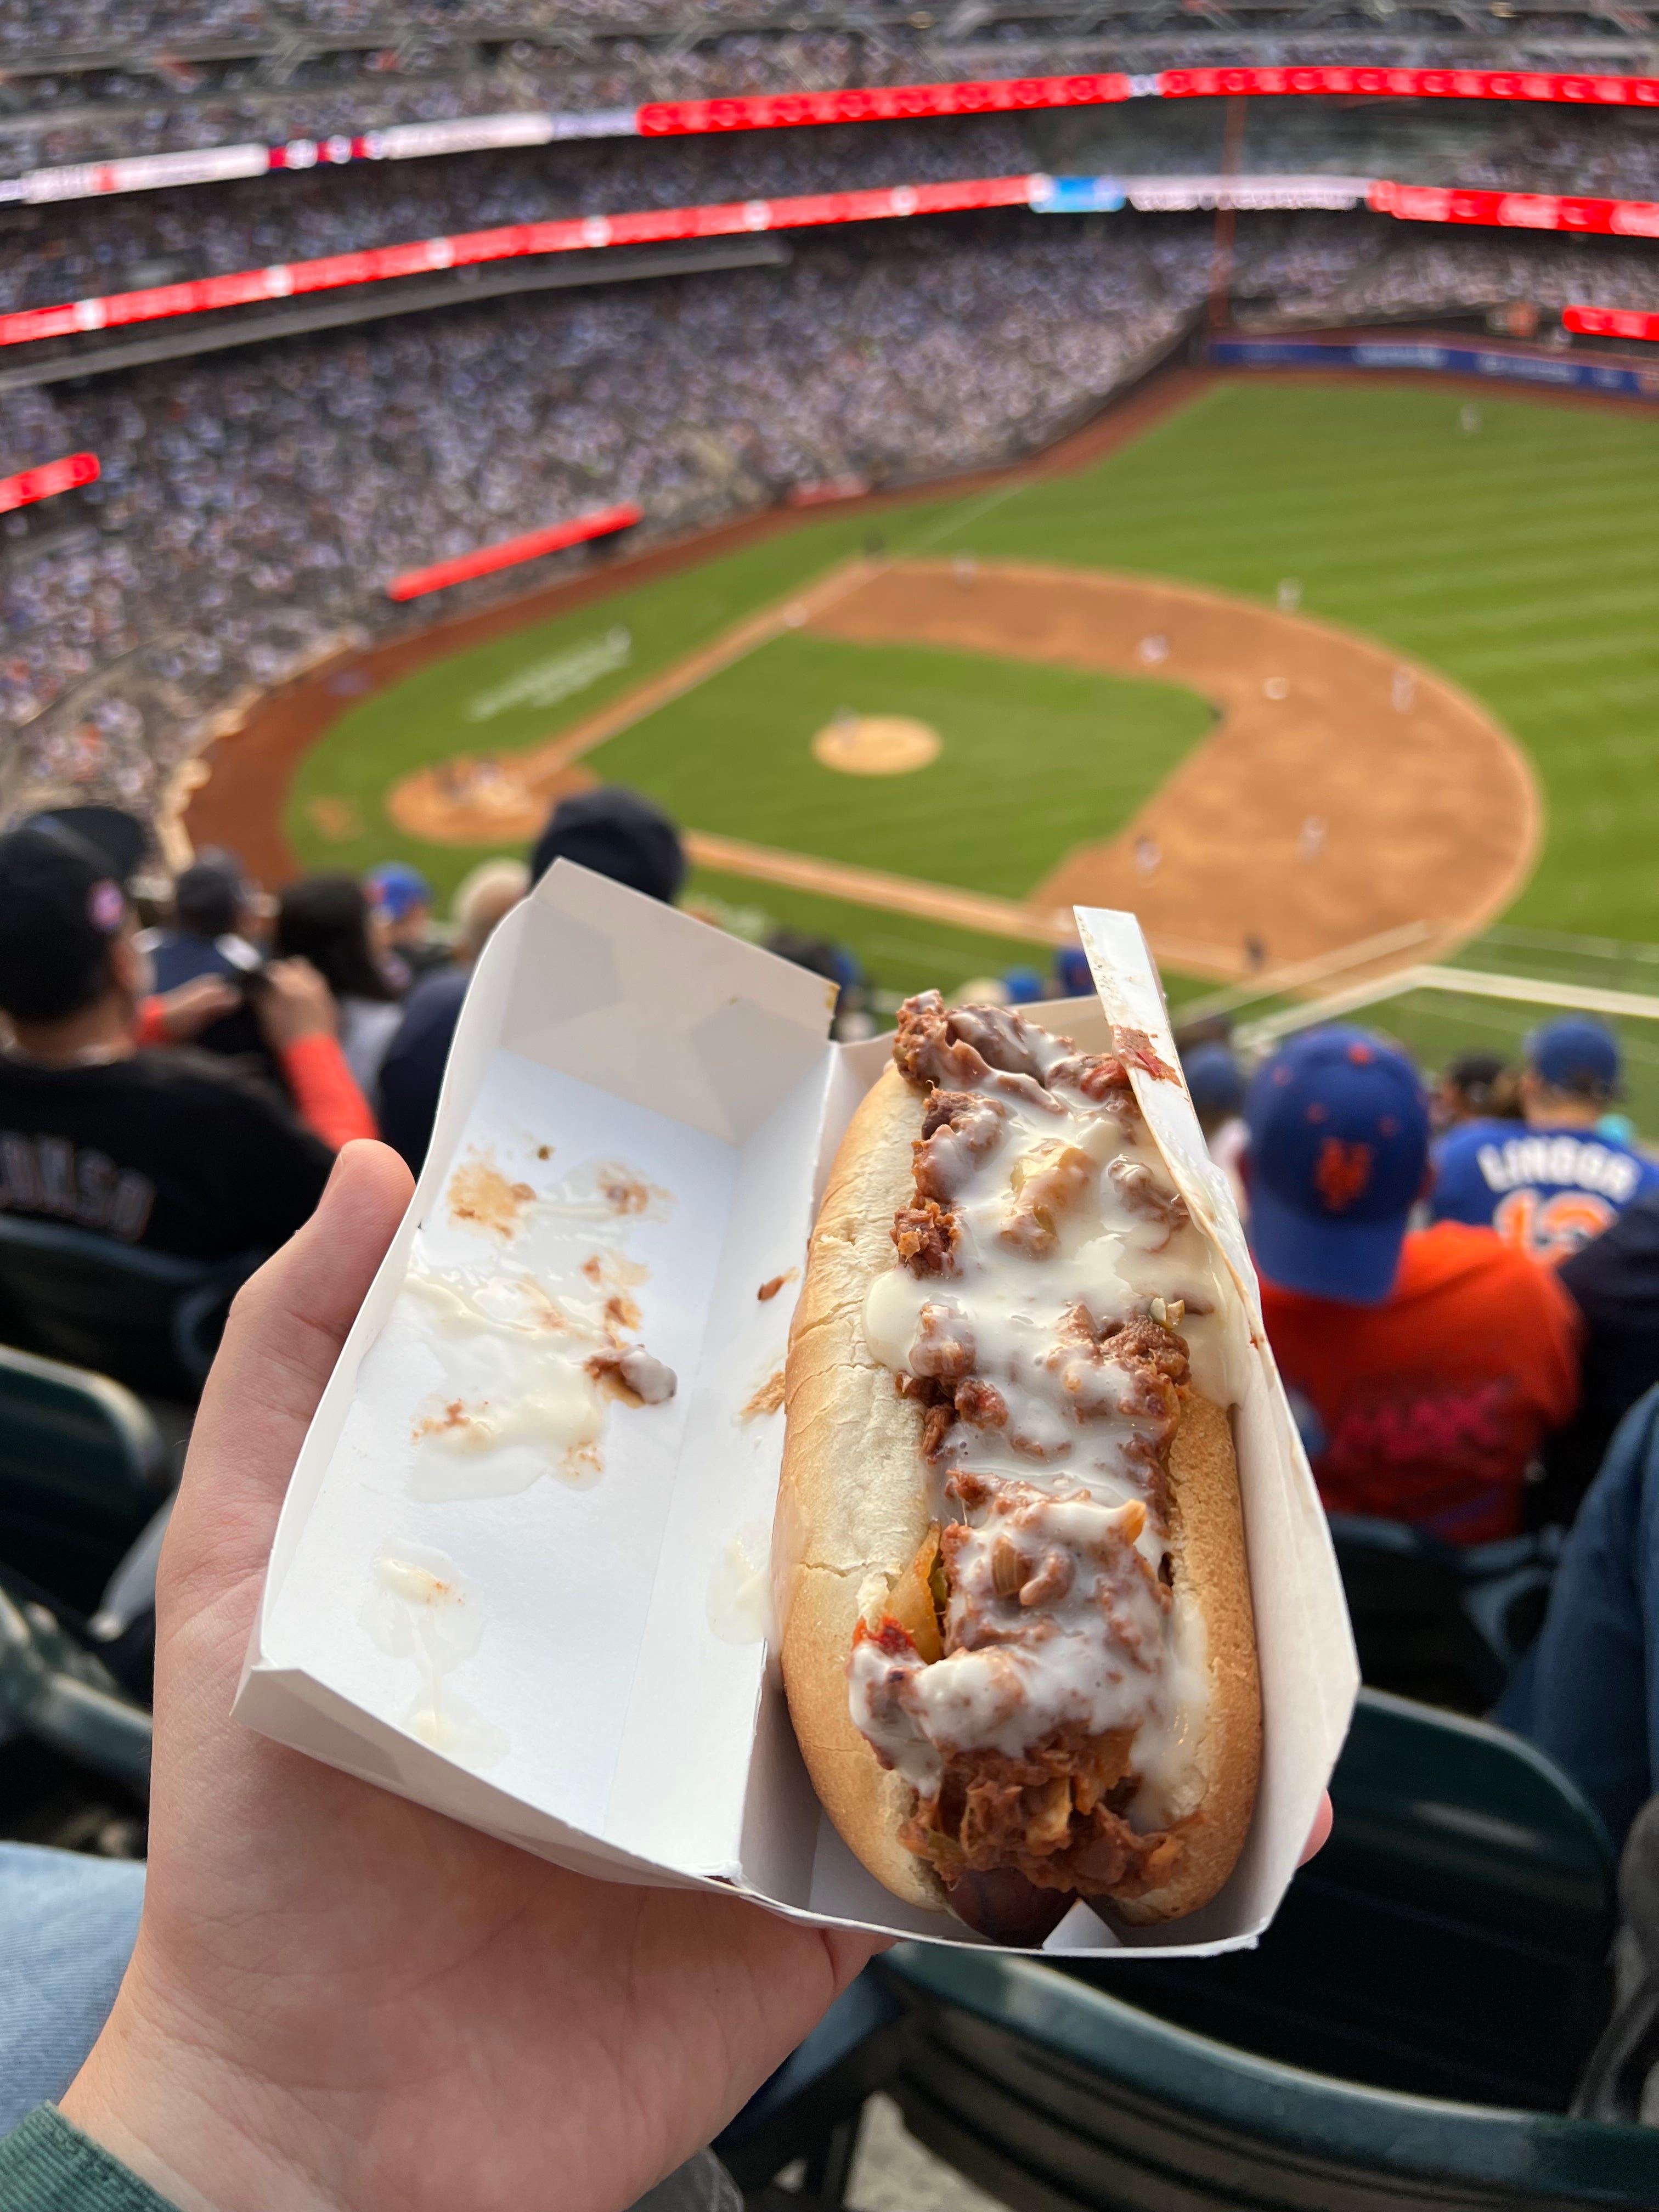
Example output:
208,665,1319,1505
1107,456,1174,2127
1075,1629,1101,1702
1210,334,1659,402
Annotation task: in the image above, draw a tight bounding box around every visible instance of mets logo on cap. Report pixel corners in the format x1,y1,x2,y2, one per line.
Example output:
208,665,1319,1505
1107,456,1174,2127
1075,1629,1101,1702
1244,1026,1431,1305
88,879,125,933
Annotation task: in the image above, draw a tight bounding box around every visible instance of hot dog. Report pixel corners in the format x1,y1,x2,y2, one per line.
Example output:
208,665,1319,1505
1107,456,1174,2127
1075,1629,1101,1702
778,991,1260,1944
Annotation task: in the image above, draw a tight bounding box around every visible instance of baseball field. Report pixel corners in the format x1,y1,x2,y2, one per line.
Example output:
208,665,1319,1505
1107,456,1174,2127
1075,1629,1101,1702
196,370,1659,1034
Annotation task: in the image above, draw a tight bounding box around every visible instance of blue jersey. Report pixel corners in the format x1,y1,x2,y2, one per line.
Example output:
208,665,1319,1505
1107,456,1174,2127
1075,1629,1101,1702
1430,1118,1659,1263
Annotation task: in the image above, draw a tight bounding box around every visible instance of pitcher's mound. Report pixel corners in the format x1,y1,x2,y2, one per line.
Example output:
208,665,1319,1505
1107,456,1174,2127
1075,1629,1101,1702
811,712,940,776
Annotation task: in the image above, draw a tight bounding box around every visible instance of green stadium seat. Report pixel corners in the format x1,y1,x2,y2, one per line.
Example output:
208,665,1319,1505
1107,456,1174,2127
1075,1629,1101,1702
1329,1516,1558,1714
1071,1688,1617,2113
0,1213,261,1406
879,1945,1658,2212
0,1342,171,1616
723,1692,1632,2205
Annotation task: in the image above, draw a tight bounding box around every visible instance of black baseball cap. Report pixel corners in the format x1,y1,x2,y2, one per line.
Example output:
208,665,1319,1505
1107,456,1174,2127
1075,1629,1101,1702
0,822,131,1022
22,804,151,887
529,786,686,905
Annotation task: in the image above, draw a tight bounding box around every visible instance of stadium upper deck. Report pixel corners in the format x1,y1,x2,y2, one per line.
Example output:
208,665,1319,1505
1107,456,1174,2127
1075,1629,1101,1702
8,0,1659,177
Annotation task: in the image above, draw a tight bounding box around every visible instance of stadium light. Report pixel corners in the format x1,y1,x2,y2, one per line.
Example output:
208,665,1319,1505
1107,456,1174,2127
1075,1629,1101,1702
0,449,99,512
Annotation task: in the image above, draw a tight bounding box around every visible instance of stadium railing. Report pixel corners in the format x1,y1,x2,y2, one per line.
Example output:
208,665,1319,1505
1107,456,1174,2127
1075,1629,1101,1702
720,1687,1634,2204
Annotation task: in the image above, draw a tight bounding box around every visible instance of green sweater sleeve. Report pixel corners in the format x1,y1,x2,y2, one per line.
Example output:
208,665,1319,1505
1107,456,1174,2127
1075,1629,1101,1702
0,2108,178,2212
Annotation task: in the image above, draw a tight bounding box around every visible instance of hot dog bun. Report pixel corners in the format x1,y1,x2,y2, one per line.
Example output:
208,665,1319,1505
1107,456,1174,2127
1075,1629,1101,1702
780,1048,1260,1933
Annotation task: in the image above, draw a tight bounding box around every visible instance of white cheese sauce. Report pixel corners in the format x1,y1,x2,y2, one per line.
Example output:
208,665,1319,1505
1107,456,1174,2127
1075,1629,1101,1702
848,1050,1239,1832
393,1151,679,1500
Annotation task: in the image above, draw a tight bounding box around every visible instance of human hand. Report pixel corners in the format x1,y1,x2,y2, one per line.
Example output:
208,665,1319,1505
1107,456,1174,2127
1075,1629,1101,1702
62,1143,880,2212
254,955,337,1052
150,974,240,1043
1301,1792,1333,1865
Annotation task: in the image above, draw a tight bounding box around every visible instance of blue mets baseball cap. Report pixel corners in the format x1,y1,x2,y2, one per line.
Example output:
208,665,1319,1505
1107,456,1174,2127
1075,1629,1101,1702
1244,1026,1430,1305
1054,944,1093,997
365,861,432,924
1526,1014,1621,1097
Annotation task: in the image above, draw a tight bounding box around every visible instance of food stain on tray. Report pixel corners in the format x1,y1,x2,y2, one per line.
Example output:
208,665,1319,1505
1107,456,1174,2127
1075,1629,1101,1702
757,1268,799,1302
395,1148,679,1500
448,1149,538,1239
707,1517,776,1645
363,1545,508,1770
740,1368,786,1420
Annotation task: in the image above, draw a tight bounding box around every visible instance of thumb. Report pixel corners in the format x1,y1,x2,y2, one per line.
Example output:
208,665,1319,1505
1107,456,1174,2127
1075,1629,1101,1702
164,1140,414,1610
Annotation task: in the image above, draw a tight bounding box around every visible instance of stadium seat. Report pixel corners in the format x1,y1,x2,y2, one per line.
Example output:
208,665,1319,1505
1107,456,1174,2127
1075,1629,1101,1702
0,1344,171,1617
0,1214,261,1407
1328,1514,1558,1713
716,1968,908,2200
1074,1688,1617,2114
721,1691,1626,2202
878,1945,1658,2212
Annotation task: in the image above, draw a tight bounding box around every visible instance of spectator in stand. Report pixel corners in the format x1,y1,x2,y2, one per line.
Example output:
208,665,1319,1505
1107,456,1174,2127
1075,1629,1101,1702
1431,1049,1520,1133
139,851,271,1070
1431,1017,1659,1265
1182,1040,1248,1218
377,857,528,1172
274,874,403,1102
0,823,372,1260
1538,1188,1659,1524
1248,1026,1579,1542
366,861,449,988
1052,944,1093,998
1504,1384,1659,1852
379,789,684,1176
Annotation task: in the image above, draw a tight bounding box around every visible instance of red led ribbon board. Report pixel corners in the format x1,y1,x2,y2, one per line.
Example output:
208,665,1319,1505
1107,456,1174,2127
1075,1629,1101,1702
1370,179,1659,236
0,450,99,512
1565,305,1659,340
386,503,643,601
1161,66,1659,106
0,173,1037,351
636,73,1131,135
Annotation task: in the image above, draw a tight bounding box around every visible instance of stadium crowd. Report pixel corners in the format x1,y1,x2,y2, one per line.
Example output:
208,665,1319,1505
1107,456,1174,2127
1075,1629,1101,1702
3,215,1207,821
4,0,1655,175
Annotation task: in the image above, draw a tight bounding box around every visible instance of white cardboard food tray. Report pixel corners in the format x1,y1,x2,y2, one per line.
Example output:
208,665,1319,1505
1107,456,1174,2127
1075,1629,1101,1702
238,861,1359,1955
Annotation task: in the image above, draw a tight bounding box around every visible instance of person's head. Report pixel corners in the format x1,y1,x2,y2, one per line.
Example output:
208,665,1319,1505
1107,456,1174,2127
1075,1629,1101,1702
1053,944,1093,998
365,861,433,949
529,787,686,905
0,822,150,1043
174,854,252,943
23,804,150,886
452,858,529,961
275,874,394,1003
1244,1025,1430,1305
1521,1016,1621,1127
1181,1041,1245,1137
1435,1049,1513,1129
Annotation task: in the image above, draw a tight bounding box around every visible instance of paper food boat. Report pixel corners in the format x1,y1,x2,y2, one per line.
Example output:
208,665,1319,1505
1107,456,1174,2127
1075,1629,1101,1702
238,862,1359,1956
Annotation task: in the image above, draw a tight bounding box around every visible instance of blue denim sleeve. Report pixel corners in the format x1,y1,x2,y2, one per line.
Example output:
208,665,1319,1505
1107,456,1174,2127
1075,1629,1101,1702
0,1846,143,2134
1519,1384,1659,1849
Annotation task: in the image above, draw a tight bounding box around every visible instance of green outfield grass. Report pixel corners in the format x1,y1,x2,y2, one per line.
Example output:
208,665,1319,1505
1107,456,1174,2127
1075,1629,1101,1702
590,633,1210,899
291,377,1659,997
